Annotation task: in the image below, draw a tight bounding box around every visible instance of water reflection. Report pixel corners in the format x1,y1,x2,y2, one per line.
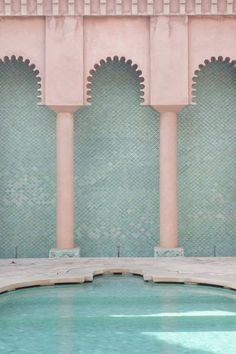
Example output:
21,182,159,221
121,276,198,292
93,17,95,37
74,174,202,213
0,276,235,354
56,288,75,354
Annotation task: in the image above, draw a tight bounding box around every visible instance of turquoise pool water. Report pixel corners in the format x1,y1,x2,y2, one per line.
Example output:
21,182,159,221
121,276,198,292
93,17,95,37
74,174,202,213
0,275,236,354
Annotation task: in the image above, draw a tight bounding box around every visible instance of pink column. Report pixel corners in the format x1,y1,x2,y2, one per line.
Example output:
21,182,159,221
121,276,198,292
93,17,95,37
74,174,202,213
56,111,74,249
159,110,178,248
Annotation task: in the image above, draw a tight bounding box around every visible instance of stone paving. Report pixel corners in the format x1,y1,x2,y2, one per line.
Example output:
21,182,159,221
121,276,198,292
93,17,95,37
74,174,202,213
0,257,236,293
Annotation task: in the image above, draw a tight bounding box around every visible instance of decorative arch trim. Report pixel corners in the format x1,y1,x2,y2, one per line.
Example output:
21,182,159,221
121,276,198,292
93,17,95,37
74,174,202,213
191,56,236,103
86,56,145,104
0,55,43,103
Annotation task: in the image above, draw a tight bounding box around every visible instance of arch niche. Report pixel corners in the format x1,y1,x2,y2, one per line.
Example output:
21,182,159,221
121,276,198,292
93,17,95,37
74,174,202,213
179,57,236,256
0,56,55,258
75,57,160,257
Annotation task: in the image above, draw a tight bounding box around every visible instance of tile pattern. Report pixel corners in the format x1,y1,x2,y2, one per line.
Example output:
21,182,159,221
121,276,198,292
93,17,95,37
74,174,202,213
75,60,160,256
0,59,56,258
179,61,236,256
0,59,236,258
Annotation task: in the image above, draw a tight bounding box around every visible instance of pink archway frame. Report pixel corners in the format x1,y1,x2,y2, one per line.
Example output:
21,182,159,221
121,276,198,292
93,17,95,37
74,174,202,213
191,56,236,103
0,55,42,103
85,56,146,104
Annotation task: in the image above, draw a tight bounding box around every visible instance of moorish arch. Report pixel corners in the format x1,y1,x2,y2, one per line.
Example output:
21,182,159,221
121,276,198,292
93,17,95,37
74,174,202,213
0,56,55,258
0,55,43,101
179,57,236,256
74,57,160,257
85,56,146,104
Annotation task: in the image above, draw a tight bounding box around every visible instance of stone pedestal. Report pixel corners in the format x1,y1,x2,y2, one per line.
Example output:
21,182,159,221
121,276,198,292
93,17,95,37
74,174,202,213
49,247,80,258
154,247,184,257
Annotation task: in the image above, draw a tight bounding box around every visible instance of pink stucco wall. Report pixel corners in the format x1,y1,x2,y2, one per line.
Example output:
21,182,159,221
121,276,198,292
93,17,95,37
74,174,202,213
0,8,236,253
150,16,189,107
189,17,236,99
0,14,236,108
84,16,150,104
45,16,84,107
0,17,44,100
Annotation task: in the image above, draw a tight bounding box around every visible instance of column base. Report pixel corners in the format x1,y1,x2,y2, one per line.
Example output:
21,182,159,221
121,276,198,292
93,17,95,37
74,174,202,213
154,247,184,257
49,247,80,258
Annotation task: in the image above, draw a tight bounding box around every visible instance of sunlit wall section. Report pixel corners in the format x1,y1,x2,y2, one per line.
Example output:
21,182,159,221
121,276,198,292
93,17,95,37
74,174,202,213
75,60,159,256
179,60,236,256
0,58,56,258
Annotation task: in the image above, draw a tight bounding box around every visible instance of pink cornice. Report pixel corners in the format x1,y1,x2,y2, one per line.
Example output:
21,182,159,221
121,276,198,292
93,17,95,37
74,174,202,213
0,0,236,17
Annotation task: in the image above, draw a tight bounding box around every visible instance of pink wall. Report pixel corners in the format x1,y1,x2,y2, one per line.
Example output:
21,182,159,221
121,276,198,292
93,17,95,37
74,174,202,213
45,16,84,107
0,17,44,101
83,16,150,105
0,10,236,253
189,17,236,100
150,16,189,108
0,14,236,107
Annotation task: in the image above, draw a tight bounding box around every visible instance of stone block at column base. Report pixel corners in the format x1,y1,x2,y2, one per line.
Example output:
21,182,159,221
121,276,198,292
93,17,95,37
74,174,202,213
154,247,184,257
49,247,80,258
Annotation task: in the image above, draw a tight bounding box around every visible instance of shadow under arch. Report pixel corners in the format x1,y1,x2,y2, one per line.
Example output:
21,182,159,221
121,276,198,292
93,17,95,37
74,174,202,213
179,57,236,256
75,58,159,257
0,55,55,258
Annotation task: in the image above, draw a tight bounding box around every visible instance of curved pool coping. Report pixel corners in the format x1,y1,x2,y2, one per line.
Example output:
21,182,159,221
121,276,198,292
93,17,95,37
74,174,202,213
0,258,236,294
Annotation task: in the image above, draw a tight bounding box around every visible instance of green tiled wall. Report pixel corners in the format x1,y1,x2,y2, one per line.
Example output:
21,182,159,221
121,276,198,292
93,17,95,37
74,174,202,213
0,59,56,258
75,61,160,256
0,59,235,258
179,61,236,256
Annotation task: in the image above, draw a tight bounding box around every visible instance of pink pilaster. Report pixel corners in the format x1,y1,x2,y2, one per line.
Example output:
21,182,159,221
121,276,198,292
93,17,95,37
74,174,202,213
152,106,184,257
49,107,80,258
159,110,178,248
56,111,74,249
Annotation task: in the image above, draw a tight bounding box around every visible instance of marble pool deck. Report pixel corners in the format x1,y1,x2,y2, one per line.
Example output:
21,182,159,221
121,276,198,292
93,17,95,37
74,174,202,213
0,257,236,293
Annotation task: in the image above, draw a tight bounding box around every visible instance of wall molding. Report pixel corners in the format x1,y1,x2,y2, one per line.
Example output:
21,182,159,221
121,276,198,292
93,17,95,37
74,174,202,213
0,0,236,17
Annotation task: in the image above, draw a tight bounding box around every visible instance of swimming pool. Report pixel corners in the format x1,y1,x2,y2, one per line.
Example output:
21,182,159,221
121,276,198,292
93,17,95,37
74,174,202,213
0,275,236,354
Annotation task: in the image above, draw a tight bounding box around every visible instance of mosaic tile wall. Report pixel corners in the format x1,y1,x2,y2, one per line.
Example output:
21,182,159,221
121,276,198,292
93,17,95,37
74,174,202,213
0,59,235,258
179,61,236,256
0,59,56,258
75,60,160,256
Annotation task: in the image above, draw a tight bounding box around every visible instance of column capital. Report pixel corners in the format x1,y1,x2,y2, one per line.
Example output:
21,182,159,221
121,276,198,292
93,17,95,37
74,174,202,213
48,105,83,114
151,105,186,114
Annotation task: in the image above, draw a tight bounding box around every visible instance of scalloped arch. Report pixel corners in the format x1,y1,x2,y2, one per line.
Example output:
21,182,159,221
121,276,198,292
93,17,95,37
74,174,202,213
86,56,145,104
0,55,43,103
191,56,236,103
